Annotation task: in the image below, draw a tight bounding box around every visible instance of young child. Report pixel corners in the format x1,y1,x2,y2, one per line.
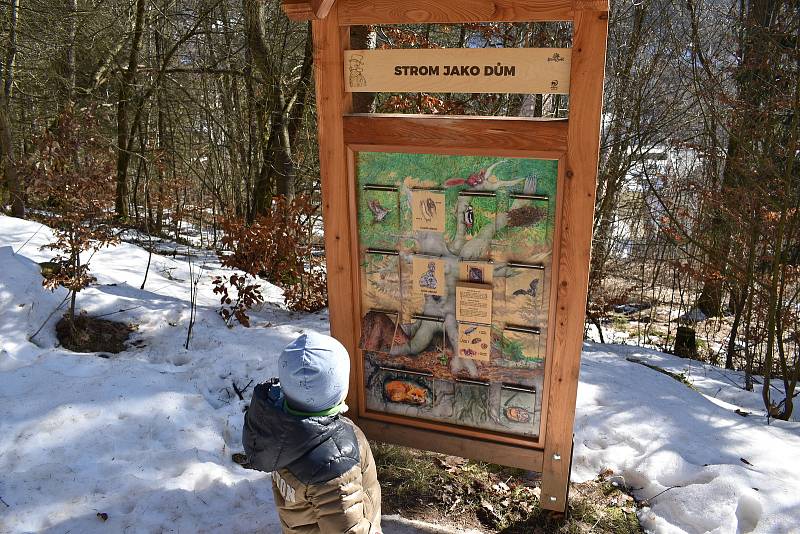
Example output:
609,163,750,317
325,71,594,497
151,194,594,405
243,331,382,534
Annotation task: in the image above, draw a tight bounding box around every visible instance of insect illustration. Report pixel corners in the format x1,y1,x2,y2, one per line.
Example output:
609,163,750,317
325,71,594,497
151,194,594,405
419,261,438,290
471,337,482,344
367,199,391,223
513,278,540,300
420,197,437,222
468,266,484,283
384,380,429,406
504,406,532,424
461,348,477,357
463,325,477,335
464,204,475,230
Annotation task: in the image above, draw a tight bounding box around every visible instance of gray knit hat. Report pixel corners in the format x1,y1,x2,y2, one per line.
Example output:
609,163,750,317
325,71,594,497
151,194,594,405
278,332,350,413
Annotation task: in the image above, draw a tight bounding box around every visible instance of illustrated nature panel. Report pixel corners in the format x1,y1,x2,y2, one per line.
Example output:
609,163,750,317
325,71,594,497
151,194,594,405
357,152,557,438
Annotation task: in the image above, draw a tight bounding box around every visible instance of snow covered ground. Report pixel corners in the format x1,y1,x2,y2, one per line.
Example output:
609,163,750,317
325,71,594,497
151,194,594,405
573,344,800,533
0,216,323,533
1,214,798,534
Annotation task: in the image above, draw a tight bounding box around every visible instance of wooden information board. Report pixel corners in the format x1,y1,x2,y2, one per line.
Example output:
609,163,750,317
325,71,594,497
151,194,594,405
284,0,608,513
358,152,554,443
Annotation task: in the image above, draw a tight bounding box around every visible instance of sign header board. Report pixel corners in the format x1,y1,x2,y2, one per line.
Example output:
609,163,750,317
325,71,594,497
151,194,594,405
344,48,571,94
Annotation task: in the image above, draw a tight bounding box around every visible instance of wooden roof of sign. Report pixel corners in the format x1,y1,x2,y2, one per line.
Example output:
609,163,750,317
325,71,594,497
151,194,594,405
282,0,608,22
282,0,337,20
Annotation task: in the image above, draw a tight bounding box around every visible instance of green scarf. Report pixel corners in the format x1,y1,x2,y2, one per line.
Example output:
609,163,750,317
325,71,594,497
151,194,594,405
283,399,345,418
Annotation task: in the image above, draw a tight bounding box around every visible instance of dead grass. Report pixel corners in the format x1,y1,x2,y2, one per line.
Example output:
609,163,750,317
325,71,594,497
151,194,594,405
372,442,642,534
55,314,135,354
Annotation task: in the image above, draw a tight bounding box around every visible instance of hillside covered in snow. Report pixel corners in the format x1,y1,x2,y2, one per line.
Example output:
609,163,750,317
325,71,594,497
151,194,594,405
1,215,799,534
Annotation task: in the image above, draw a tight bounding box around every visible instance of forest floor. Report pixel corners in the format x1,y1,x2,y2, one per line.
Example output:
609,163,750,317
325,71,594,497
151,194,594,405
588,274,757,379
1,214,799,533
373,443,641,533
585,287,800,424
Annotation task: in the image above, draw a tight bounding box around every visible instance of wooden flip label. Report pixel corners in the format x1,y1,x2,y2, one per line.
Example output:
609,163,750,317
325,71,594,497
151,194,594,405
458,323,491,362
455,282,493,324
412,256,446,297
345,48,571,94
411,190,445,232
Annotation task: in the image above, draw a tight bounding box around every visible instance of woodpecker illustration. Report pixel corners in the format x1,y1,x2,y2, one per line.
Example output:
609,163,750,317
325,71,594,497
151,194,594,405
463,205,475,231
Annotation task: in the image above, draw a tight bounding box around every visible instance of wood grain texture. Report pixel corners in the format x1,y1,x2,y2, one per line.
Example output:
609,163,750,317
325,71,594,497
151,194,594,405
359,418,545,471
536,155,567,471
311,8,360,408
282,0,316,21
346,147,368,418
362,410,544,449
283,0,338,20
313,0,337,18
540,8,608,513
344,114,568,154
338,0,575,24
575,0,610,10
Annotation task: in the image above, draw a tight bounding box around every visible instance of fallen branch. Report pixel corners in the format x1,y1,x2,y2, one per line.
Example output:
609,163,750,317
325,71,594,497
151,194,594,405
29,292,70,342
642,484,683,506
14,224,45,254
232,379,254,401
94,305,143,319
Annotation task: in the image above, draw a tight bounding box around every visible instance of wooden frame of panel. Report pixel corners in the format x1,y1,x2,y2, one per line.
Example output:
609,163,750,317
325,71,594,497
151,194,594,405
304,1,608,513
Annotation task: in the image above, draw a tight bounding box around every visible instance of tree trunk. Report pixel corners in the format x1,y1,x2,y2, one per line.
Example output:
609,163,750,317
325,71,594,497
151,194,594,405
694,134,739,317
588,2,646,298
694,0,778,317
0,0,22,217
154,9,167,234
0,92,22,217
244,2,311,215
674,326,698,359
4,0,18,99
115,0,147,219
64,0,77,106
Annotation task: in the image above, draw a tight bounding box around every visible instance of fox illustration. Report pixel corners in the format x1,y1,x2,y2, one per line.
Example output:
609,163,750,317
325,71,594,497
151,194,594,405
504,405,532,424
384,380,428,405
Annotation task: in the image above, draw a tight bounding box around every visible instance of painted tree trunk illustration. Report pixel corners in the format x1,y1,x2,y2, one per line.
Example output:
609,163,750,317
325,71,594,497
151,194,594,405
391,163,539,379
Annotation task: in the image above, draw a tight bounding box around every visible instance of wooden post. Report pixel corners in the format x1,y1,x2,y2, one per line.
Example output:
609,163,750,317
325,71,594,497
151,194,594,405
540,6,608,511
311,6,360,408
